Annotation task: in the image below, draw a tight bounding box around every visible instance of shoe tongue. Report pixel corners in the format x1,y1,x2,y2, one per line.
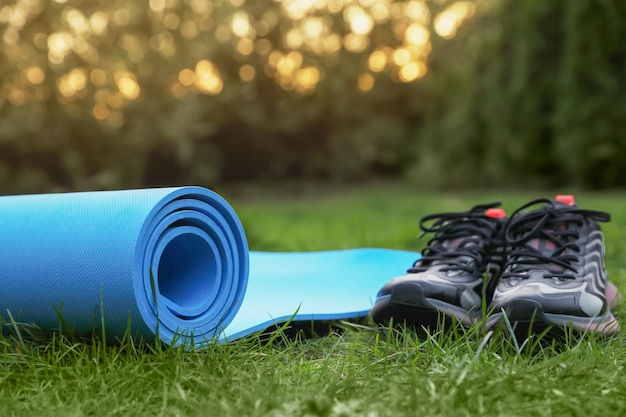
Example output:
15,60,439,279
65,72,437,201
509,196,579,276
527,207,575,254
433,236,478,269
524,220,572,274
528,221,570,251
528,237,557,253
429,212,494,269
442,237,463,250
441,209,497,251
442,236,481,251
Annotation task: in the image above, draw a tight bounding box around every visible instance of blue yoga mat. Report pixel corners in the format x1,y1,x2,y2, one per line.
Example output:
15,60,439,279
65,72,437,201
0,187,418,347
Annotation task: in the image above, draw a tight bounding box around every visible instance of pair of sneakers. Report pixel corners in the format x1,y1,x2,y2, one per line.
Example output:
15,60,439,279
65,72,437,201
371,195,620,336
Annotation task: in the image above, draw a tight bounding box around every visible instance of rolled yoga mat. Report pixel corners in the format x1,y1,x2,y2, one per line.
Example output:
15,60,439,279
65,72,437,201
0,187,419,347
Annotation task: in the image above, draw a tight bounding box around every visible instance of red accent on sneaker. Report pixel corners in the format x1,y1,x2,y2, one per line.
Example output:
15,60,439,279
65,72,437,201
555,195,575,206
485,208,506,219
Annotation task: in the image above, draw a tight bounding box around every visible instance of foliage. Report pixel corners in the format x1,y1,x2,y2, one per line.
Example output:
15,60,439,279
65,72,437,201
412,0,626,188
1,0,625,192
0,0,447,192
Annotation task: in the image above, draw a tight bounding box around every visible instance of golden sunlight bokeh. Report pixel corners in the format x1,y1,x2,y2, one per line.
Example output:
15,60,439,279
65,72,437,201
194,60,223,95
0,0,483,126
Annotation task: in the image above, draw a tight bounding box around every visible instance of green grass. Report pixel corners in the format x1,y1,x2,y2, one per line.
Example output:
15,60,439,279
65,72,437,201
2,183,626,416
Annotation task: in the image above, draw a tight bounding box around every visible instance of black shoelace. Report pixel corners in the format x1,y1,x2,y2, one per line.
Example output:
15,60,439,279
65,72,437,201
409,202,503,275
503,198,611,280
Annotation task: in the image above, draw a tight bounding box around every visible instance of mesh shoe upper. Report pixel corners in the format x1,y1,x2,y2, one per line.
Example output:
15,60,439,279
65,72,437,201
376,202,506,313
490,197,611,319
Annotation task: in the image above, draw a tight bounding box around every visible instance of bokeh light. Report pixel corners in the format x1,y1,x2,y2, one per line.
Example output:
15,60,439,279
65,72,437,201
368,50,387,72
194,60,223,95
239,64,256,82
357,73,375,92
24,66,45,85
434,1,476,39
0,0,485,125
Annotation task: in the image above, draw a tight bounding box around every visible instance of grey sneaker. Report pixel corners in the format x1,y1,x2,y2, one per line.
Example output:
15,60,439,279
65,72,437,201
487,195,620,336
371,202,507,329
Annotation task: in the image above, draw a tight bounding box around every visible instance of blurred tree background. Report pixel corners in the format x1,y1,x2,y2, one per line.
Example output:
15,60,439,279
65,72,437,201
1,0,624,193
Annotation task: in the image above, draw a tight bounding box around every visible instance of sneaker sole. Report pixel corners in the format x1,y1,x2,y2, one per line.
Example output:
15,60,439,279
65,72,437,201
485,298,620,337
370,282,481,329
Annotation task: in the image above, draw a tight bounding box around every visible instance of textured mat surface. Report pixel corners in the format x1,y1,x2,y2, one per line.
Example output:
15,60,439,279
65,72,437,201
0,187,419,346
224,249,419,341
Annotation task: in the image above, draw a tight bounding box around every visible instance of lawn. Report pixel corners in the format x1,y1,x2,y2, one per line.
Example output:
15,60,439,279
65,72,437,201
1,183,626,416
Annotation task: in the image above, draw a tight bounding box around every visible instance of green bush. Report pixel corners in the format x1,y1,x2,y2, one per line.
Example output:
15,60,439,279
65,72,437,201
412,0,626,188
